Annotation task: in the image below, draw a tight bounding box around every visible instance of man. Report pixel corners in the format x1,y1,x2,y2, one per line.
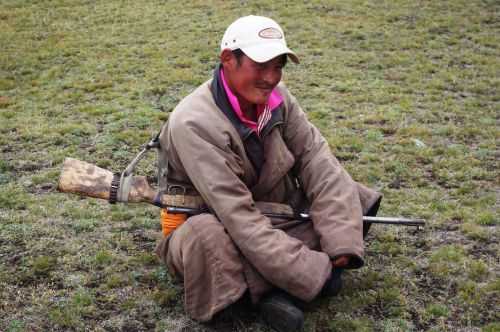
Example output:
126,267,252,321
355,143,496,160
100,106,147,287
155,15,381,332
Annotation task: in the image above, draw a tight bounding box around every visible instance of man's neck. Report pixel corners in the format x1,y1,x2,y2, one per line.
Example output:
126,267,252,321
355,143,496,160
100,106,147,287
238,98,257,122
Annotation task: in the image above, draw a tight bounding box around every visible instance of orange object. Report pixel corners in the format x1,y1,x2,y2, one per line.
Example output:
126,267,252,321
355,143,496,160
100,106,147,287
160,209,187,237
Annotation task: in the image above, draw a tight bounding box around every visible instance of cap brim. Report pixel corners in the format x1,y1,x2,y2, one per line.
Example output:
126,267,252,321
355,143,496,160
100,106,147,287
241,42,300,64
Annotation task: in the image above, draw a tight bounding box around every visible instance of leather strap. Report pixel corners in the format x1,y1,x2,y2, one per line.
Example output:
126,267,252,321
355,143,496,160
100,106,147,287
117,172,133,202
109,173,121,204
159,193,206,209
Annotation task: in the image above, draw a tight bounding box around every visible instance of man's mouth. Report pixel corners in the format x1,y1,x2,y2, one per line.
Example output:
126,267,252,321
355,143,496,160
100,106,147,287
256,86,273,93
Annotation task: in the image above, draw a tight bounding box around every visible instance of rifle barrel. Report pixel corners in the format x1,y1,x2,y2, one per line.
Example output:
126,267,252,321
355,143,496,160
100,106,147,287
166,206,425,227
362,216,425,226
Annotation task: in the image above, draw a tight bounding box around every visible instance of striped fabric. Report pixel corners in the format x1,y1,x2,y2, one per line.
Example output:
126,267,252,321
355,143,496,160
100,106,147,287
257,104,272,136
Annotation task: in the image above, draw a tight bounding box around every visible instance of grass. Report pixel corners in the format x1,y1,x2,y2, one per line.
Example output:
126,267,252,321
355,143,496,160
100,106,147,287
1,0,499,331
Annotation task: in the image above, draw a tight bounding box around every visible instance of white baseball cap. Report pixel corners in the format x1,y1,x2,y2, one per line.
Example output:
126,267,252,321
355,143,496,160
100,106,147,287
220,15,299,64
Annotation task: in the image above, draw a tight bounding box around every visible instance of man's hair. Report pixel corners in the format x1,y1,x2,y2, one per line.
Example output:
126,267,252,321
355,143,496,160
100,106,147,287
232,49,287,67
232,49,245,65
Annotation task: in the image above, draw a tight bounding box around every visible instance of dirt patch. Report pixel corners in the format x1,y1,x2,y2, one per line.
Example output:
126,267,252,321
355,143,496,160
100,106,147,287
27,183,55,194
132,229,158,251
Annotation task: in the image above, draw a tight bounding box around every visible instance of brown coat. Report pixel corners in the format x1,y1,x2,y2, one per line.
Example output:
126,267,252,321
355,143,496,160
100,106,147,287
155,72,382,321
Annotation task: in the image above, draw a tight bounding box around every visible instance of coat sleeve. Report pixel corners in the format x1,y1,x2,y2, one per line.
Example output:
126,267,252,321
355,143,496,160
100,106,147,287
166,113,332,300
282,91,365,268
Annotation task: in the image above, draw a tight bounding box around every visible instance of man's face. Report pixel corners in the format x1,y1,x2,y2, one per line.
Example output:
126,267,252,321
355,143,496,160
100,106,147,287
222,52,286,107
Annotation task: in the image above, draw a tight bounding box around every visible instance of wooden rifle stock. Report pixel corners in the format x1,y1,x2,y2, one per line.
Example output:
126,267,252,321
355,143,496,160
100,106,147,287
58,158,425,228
57,157,157,204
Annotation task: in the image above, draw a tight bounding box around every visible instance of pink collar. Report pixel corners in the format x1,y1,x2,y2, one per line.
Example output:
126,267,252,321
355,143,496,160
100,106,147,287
220,67,283,133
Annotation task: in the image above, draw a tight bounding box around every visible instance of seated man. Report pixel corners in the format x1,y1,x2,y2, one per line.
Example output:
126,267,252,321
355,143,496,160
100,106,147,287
155,15,381,332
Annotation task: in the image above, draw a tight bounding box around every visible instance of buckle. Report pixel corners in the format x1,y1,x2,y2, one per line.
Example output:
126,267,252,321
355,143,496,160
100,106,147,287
167,185,186,206
167,184,186,196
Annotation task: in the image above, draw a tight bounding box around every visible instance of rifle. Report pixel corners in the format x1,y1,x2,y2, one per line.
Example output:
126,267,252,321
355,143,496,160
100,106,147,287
166,206,424,228
57,158,425,229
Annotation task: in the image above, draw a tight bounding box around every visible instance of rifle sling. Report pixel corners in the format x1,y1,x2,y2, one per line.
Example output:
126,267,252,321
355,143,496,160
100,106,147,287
158,193,206,209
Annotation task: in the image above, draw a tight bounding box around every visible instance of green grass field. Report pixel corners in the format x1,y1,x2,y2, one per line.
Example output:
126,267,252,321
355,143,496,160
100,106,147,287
0,0,498,331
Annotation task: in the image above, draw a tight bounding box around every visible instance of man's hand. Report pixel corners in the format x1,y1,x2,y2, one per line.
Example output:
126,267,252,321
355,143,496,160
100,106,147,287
332,255,350,268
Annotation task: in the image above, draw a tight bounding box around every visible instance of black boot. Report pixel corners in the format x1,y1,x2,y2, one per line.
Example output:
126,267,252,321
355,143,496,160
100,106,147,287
259,291,304,332
321,268,343,297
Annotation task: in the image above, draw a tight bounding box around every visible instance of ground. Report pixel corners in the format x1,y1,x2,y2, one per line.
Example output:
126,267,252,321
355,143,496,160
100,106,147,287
0,0,498,331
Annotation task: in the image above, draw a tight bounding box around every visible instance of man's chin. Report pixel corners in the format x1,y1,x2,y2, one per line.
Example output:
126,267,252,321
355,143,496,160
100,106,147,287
254,92,271,104
242,91,271,106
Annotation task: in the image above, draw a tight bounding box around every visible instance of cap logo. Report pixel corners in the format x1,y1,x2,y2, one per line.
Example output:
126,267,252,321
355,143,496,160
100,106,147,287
258,27,282,39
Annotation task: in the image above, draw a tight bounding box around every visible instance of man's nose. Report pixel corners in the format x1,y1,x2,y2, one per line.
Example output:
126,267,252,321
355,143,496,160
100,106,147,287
262,68,281,86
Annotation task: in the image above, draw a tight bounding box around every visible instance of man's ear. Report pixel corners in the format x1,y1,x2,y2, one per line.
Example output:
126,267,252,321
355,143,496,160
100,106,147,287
220,49,236,69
